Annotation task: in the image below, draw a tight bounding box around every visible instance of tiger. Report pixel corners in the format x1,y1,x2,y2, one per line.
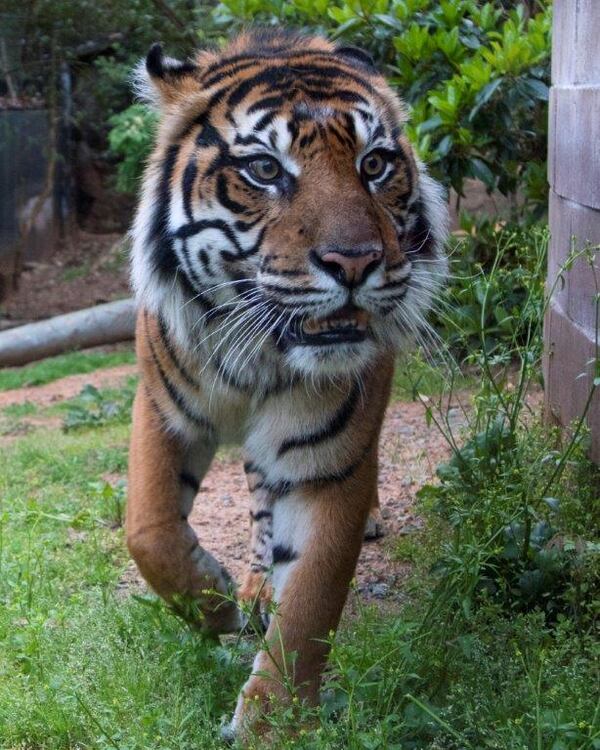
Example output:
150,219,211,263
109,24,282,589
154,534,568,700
126,29,448,740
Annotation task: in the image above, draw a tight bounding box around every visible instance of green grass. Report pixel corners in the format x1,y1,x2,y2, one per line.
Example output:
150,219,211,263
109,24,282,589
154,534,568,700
1,401,38,418
0,348,136,391
0,421,247,749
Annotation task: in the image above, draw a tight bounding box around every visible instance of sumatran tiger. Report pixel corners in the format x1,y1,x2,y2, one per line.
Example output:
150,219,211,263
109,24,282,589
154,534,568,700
127,29,448,740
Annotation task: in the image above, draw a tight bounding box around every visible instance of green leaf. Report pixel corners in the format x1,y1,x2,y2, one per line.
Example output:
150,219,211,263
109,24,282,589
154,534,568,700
521,77,549,101
469,157,495,189
543,497,561,513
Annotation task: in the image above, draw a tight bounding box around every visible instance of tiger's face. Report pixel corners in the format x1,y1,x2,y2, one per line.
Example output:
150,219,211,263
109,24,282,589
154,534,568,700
132,31,448,378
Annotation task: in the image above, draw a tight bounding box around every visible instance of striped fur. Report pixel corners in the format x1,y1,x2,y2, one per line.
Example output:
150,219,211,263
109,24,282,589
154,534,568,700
126,29,448,740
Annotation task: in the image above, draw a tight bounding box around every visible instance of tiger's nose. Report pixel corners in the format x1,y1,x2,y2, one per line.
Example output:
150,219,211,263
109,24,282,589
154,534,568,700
318,247,383,287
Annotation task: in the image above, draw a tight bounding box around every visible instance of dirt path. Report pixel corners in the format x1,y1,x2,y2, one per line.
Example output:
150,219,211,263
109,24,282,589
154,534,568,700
1,365,459,606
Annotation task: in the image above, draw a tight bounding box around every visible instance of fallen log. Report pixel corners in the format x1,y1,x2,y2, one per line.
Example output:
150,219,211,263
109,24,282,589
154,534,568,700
0,298,136,367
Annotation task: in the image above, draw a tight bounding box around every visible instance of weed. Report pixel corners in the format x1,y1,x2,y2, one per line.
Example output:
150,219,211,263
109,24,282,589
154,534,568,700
61,379,136,432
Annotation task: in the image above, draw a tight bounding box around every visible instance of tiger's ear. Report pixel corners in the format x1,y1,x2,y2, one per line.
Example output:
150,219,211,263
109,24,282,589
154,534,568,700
134,43,199,107
335,45,377,71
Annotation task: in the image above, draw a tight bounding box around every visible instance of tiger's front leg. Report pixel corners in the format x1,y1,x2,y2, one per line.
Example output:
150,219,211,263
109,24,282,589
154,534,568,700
126,383,241,635
226,444,378,740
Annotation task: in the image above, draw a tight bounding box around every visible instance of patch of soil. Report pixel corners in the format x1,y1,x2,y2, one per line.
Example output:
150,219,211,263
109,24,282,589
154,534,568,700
0,364,137,409
1,232,130,328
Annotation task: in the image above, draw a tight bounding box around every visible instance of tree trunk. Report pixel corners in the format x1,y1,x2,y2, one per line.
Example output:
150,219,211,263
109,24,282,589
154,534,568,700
0,298,136,367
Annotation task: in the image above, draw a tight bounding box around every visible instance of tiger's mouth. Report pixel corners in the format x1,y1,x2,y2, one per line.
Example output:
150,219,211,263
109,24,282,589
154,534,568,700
287,305,371,346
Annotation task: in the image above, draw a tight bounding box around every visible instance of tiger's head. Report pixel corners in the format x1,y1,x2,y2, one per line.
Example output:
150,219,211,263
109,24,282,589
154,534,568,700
131,30,448,379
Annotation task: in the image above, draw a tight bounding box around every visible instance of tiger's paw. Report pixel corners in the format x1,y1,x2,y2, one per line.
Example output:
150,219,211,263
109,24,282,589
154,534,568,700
221,678,274,744
364,507,385,540
238,570,273,605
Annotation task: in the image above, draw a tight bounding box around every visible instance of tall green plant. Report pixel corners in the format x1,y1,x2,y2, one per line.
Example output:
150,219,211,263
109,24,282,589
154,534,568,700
406,233,599,630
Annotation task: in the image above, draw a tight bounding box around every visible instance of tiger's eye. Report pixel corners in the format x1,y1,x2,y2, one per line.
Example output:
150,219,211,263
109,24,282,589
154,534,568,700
247,156,282,182
361,151,387,179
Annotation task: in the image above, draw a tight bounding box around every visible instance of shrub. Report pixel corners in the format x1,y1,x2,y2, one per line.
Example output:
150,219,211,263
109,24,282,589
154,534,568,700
108,104,158,193
408,237,600,631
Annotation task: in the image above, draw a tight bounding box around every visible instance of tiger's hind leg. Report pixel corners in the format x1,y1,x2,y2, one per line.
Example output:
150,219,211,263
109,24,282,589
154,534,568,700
126,384,241,634
225,444,378,741
238,463,274,623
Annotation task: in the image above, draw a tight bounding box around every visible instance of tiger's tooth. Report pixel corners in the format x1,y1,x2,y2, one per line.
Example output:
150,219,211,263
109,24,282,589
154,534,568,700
302,318,321,334
355,310,370,330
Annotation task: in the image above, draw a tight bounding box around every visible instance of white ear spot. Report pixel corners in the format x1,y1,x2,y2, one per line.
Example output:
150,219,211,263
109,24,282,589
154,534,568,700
131,43,197,107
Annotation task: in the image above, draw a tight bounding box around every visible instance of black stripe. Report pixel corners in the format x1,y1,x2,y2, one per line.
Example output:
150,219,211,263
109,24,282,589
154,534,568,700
145,313,216,435
221,226,266,262
254,110,277,131
216,173,250,215
372,123,386,140
251,510,273,521
406,201,434,257
298,129,318,149
177,240,215,314
343,113,357,144
381,279,409,291
273,545,298,564
157,315,201,389
196,118,227,149
235,215,263,233
180,471,200,493
328,124,355,150
176,217,241,245
143,383,170,430
201,48,372,85
182,158,197,222
225,63,373,112
246,95,286,115
201,59,261,90
149,144,180,276
300,88,369,105
234,132,269,147
198,250,214,277
277,383,360,457
262,283,321,296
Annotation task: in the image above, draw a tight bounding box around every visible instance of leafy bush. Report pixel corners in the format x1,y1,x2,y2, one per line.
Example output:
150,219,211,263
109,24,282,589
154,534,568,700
438,220,548,357
108,104,157,193
409,238,600,631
